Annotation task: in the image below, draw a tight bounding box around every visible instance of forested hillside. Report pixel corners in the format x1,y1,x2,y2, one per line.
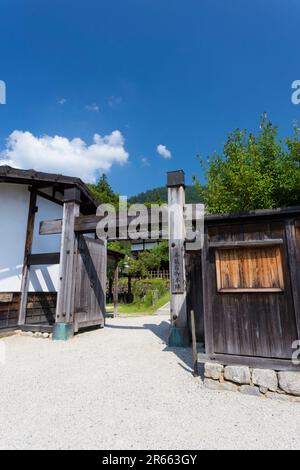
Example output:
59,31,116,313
129,185,202,204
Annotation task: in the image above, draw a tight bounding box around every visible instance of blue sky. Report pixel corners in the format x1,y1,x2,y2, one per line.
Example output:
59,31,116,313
0,0,299,195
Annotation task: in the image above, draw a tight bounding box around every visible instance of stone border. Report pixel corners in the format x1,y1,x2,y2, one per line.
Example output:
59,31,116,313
204,363,300,402
15,330,52,339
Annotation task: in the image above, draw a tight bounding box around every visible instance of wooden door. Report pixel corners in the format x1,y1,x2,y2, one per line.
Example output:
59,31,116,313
74,235,107,331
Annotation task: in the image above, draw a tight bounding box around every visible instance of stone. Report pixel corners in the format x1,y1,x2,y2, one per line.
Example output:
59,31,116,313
204,378,238,393
204,362,224,381
34,332,42,338
239,385,262,397
278,372,300,396
224,366,251,385
42,332,49,338
252,368,278,392
259,386,268,394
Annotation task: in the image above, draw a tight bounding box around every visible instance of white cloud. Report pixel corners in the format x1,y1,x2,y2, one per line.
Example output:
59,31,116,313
0,130,129,183
58,98,67,105
141,157,150,167
157,144,172,159
85,103,100,112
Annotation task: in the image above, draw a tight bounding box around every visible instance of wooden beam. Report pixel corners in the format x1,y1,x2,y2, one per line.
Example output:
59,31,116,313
36,189,63,206
39,204,202,241
40,204,202,239
113,262,119,318
18,188,37,325
55,196,80,328
205,205,300,223
168,171,189,346
202,224,214,354
28,252,60,265
190,310,199,377
285,219,300,340
209,238,284,249
74,210,169,236
198,352,300,372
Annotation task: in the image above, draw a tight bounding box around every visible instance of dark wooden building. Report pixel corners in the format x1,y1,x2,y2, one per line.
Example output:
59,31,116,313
187,206,300,370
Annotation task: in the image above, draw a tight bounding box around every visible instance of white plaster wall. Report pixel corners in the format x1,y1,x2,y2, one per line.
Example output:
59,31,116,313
29,195,63,292
0,183,29,291
0,184,63,293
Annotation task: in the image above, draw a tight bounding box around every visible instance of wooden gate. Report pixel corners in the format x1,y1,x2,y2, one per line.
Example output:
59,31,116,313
74,235,107,332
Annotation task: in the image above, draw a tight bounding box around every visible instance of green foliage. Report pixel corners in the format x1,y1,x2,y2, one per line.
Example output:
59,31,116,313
108,240,131,256
126,241,169,277
132,278,169,307
129,185,203,205
88,174,119,206
195,115,300,213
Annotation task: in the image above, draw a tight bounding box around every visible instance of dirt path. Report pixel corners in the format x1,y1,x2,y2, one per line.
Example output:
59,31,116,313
0,314,299,449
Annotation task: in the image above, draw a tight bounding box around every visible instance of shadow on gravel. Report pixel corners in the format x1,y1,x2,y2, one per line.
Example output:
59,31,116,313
146,321,204,378
106,319,205,379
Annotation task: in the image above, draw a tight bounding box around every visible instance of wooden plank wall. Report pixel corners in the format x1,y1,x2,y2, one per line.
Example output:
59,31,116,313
0,293,20,328
26,293,57,325
186,251,204,342
0,293,57,328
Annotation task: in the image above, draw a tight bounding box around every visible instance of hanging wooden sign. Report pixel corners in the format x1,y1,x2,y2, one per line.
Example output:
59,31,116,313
170,241,184,294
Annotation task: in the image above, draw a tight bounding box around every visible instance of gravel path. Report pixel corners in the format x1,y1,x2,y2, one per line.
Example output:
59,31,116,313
0,314,300,450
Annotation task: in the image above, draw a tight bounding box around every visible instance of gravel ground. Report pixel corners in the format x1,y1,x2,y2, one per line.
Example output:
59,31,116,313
0,314,300,450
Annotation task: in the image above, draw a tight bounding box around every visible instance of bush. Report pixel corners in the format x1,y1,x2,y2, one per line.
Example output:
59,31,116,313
132,278,169,306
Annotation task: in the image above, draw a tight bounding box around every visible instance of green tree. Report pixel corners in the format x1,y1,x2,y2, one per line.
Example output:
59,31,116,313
88,174,119,206
195,116,300,213
130,241,169,277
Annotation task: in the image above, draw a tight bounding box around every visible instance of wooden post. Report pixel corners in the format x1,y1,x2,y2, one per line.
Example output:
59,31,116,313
108,276,113,303
18,188,37,325
113,262,119,318
190,310,199,377
285,219,300,340
52,187,80,340
167,170,190,346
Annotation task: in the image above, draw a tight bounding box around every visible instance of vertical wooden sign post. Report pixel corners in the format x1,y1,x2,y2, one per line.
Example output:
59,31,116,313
167,170,190,347
52,187,80,340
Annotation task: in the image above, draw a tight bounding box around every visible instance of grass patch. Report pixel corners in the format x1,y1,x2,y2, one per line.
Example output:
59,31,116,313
106,291,170,316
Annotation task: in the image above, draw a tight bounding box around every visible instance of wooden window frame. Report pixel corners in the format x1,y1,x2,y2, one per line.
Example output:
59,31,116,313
214,240,285,293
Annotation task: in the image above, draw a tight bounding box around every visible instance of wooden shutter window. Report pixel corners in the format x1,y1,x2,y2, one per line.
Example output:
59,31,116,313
215,246,284,293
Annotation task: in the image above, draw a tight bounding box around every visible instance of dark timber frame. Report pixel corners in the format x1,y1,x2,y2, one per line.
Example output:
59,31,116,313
18,188,38,325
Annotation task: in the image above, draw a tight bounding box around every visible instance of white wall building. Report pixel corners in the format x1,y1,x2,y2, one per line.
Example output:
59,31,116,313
0,166,97,329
